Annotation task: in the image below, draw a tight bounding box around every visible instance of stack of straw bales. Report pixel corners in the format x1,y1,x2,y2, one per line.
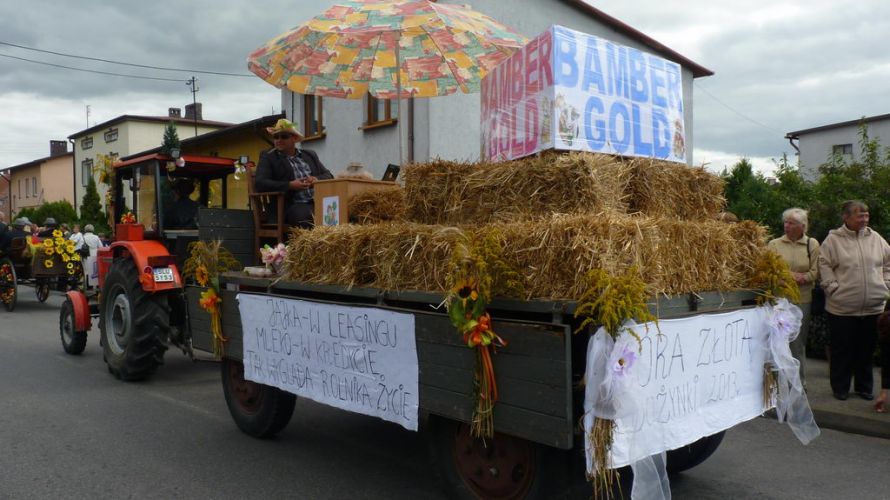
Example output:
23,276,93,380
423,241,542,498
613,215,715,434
284,152,767,299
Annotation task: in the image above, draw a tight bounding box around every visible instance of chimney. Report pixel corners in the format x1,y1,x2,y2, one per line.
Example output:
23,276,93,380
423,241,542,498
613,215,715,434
168,107,182,118
49,140,67,156
184,102,203,121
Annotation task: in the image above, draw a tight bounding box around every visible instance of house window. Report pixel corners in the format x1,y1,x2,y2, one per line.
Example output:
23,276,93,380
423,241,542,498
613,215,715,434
302,95,325,141
24,178,29,198
832,144,853,156
362,93,397,130
81,136,93,150
82,159,94,187
104,128,119,143
32,177,37,197
18,179,22,199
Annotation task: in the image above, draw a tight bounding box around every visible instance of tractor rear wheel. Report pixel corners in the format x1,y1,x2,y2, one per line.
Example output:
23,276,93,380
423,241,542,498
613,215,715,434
221,358,296,438
99,258,169,381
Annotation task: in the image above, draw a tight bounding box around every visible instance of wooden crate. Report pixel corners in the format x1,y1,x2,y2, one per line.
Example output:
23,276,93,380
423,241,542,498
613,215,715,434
313,178,397,226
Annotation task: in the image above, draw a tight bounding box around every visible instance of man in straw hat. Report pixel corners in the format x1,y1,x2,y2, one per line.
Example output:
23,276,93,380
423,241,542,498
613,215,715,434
256,118,333,228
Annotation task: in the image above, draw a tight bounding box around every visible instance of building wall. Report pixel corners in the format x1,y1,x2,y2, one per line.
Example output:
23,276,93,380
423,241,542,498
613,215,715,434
281,0,698,177
0,176,10,222
797,119,890,180
9,164,42,214
39,154,75,206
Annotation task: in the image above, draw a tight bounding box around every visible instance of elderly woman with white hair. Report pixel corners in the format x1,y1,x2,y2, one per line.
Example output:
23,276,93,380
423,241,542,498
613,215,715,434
768,207,819,388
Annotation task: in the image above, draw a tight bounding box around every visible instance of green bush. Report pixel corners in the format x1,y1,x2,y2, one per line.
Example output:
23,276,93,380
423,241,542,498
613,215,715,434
14,200,77,227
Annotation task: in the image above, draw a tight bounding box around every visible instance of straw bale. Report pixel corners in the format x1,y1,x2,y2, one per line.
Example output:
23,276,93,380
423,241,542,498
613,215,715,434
627,158,725,220
282,214,768,299
403,152,631,225
348,186,407,224
284,223,465,292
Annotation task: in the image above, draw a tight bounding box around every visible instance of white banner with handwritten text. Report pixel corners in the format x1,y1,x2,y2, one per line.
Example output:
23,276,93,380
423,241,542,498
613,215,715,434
585,306,769,468
237,294,419,431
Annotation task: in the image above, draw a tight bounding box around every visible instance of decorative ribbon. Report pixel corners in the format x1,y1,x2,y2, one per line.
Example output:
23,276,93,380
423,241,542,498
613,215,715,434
584,320,669,500
765,298,820,444
199,288,226,358
463,312,506,439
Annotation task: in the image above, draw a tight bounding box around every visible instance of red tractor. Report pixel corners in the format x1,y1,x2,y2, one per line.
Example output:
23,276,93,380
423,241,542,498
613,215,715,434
60,153,240,379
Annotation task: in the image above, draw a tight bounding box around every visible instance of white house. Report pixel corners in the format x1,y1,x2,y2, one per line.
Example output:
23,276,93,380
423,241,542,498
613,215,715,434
785,113,890,180
277,0,712,178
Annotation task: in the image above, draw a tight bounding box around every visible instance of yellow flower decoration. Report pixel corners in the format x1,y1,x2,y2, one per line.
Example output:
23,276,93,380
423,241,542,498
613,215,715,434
52,229,62,238
66,262,74,270
54,238,64,246
61,254,69,262
43,239,53,248
44,259,54,268
71,254,81,262
45,247,55,256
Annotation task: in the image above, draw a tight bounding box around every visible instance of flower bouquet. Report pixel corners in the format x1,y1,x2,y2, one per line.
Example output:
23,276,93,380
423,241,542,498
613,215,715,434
260,243,287,274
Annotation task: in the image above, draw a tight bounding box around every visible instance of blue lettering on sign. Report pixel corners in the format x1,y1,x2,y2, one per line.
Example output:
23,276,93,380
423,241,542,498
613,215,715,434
632,104,652,156
584,96,606,150
605,42,629,98
554,27,578,87
666,63,683,112
652,108,670,158
629,48,648,103
648,58,667,108
609,102,631,153
581,35,605,94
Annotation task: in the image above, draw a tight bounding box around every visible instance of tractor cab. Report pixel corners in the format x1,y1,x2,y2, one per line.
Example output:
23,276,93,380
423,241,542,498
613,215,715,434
112,153,237,268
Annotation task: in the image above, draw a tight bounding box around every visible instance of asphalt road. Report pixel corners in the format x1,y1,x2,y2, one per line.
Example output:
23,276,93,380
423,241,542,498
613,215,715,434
1,289,888,499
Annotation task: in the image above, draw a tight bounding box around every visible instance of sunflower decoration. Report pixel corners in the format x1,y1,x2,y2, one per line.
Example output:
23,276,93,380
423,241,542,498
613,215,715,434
52,229,62,239
195,265,210,287
44,259,54,269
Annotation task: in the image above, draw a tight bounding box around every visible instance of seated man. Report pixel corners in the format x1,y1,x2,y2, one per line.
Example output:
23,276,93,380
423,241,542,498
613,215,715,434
37,217,59,238
164,178,200,229
255,118,333,228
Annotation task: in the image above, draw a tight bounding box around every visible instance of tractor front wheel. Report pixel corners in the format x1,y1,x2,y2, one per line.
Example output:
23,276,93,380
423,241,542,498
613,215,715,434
59,298,88,354
98,258,169,381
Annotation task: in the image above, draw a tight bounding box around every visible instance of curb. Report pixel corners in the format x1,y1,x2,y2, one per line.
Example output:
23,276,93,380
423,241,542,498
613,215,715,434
812,409,890,440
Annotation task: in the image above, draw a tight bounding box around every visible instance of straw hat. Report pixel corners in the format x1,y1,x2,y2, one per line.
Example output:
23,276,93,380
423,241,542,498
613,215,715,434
265,118,303,139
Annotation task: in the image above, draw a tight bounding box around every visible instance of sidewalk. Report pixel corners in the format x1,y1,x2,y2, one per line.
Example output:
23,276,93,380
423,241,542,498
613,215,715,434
804,358,890,439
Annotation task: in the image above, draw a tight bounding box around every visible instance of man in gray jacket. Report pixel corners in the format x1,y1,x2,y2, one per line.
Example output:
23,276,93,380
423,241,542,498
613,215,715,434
818,200,890,401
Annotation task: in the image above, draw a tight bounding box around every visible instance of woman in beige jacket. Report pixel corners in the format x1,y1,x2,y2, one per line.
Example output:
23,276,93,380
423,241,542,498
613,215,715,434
818,200,890,401
768,207,819,388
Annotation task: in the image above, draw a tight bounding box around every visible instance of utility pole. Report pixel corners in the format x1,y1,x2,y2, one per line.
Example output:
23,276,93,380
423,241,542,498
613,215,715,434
85,105,91,128
186,76,199,136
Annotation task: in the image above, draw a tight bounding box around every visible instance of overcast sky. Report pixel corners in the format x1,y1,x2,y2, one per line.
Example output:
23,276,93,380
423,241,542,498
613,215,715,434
0,0,887,176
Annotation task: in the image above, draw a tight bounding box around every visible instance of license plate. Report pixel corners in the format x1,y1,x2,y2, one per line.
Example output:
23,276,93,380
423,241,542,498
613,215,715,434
152,267,174,283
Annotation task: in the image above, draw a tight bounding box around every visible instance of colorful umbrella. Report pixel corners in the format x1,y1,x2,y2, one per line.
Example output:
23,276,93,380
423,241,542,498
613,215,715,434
247,0,528,99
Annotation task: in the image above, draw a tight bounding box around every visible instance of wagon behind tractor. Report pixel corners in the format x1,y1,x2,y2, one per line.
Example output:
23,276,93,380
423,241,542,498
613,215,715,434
0,231,82,312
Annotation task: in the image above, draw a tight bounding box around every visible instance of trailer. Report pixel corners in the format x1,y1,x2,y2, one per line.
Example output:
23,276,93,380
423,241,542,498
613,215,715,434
184,264,757,498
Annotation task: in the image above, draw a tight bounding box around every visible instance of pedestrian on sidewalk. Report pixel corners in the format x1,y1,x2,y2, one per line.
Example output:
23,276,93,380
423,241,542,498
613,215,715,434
818,200,890,402
768,207,819,388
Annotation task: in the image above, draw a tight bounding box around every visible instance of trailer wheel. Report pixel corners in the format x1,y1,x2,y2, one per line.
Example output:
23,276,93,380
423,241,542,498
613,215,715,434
665,431,725,474
60,298,88,354
221,358,296,438
426,415,569,500
0,258,16,312
99,258,169,381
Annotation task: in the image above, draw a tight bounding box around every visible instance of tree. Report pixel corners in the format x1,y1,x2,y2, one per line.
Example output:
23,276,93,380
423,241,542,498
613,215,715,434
160,121,181,155
16,200,78,226
80,176,106,231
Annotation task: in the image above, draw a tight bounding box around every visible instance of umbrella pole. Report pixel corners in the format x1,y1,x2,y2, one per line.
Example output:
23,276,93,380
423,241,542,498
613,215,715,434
396,36,403,167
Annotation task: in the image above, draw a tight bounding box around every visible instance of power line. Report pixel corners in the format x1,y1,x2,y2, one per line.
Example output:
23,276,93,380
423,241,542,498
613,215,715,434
0,52,186,82
0,40,253,77
694,81,781,135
